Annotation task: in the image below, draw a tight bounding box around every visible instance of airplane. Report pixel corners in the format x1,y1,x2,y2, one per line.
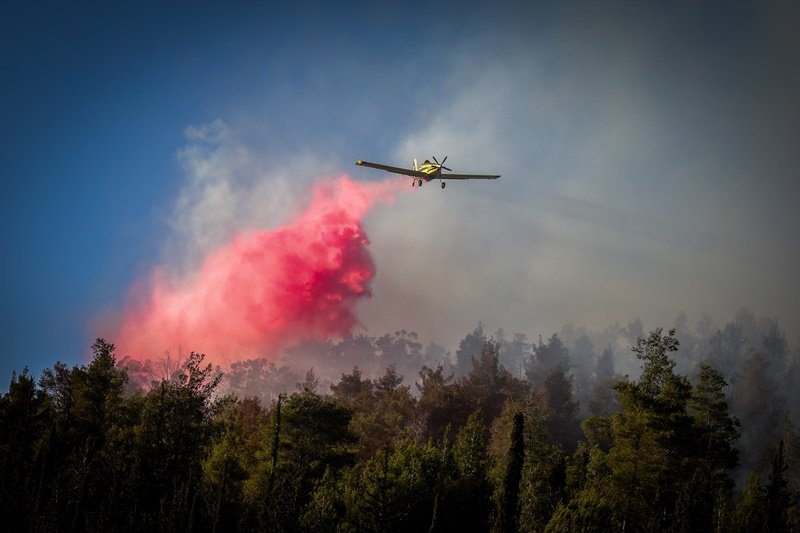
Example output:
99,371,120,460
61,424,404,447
355,156,500,189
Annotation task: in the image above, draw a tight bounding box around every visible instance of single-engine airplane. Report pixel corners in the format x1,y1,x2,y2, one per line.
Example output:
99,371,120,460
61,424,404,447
355,156,500,189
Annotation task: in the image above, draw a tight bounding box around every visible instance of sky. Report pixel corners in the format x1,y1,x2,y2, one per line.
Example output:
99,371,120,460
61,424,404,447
2,0,799,380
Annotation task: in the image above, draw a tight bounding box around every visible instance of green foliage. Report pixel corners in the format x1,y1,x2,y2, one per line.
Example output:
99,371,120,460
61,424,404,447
601,328,697,530
449,410,493,530
543,364,580,451
133,351,222,530
416,364,465,441
300,466,353,532
330,365,373,405
1,325,798,531
525,333,570,387
455,323,486,377
499,413,524,533
545,488,613,533
262,389,356,530
462,340,530,429
763,440,792,533
350,367,416,459
690,362,740,484
354,442,438,531
202,397,251,533
733,352,787,478
281,389,356,470
489,393,564,532
0,367,52,530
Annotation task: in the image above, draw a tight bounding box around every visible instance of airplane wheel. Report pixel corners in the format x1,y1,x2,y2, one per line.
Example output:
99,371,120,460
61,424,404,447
418,179,423,187
441,182,446,189
412,180,415,187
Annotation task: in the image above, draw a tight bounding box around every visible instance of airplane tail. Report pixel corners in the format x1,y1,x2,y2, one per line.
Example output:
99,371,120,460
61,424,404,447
413,158,418,171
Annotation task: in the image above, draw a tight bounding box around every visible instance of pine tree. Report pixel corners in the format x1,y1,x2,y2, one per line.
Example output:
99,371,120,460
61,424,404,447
689,363,740,486
0,368,52,531
543,364,580,451
763,440,792,533
455,323,486,377
525,333,570,387
499,413,524,533
605,328,697,531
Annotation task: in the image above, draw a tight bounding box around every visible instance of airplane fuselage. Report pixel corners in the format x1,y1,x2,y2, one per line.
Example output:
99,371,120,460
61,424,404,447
415,159,441,181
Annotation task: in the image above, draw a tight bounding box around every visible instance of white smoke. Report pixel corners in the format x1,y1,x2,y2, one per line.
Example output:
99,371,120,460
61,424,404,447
163,119,341,275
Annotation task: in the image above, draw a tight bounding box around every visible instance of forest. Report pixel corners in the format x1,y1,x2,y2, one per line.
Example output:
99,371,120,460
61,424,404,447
1,309,799,532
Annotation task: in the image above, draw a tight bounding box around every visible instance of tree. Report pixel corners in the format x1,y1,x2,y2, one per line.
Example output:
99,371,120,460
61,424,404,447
341,438,446,532
297,368,319,392
0,368,52,531
67,339,129,529
376,364,404,395
731,439,800,533
281,389,356,471
490,394,563,532
545,489,613,533
376,330,424,381
588,346,619,417
683,362,741,532
594,345,615,383
499,413,524,533
447,410,493,531
299,466,351,531
706,322,745,386
234,397,272,531
498,331,530,379
455,323,486,377
351,366,416,459
543,364,580,451
461,340,529,428
604,328,697,531
133,352,222,531
733,353,786,478
264,389,356,530
525,333,570,387
730,473,764,532
763,440,792,533
223,358,298,404
760,319,789,380
330,365,373,404
625,319,645,345
783,348,800,424
29,339,131,531
202,397,249,533
689,363,740,485
416,364,464,441
569,334,595,415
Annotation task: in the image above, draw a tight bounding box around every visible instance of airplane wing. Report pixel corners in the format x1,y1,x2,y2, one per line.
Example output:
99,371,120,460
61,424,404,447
355,160,427,178
441,173,501,180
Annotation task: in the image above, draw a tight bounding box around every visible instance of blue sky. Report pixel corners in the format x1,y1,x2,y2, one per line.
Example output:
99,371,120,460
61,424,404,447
2,1,799,380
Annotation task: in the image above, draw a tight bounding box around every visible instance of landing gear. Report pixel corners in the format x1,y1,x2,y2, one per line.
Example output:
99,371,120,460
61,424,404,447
418,179,423,187
411,180,415,187
441,182,446,189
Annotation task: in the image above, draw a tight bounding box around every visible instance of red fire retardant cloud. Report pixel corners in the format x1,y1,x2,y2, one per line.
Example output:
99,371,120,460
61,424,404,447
114,175,405,367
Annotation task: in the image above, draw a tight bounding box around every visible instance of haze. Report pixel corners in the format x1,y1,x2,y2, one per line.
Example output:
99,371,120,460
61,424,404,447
1,1,798,379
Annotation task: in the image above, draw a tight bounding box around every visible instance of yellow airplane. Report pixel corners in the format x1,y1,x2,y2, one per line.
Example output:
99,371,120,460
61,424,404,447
355,156,500,189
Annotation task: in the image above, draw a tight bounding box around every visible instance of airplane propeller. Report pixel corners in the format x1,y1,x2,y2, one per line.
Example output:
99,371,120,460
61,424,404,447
432,155,451,171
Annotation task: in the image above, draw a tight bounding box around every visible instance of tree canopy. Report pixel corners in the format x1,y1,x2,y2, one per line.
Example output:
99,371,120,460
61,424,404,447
1,322,799,531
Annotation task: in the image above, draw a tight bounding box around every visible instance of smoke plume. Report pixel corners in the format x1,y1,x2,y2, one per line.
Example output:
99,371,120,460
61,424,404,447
114,175,406,367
